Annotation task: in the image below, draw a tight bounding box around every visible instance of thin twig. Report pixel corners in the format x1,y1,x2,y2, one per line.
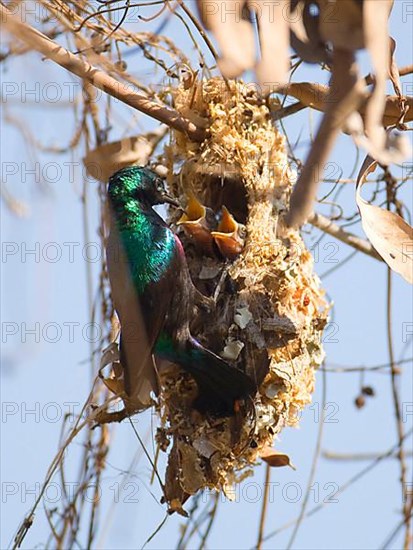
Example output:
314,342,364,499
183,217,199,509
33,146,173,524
256,464,271,550
380,513,413,550
199,492,219,550
270,100,307,121
309,212,382,261
287,363,327,548
10,383,113,549
127,418,165,494
387,265,411,549
141,514,169,549
365,63,413,85
263,427,413,544
175,0,230,90
321,357,412,373
175,494,202,549
323,451,413,461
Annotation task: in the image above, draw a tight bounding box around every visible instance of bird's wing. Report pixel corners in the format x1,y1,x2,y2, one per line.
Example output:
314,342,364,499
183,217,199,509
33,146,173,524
106,217,178,409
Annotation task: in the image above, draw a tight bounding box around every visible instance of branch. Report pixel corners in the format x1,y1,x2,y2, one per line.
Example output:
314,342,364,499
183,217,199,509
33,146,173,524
0,5,206,142
323,450,413,461
286,50,365,227
270,100,306,121
309,212,383,261
365,63,413,85
274,82,413,126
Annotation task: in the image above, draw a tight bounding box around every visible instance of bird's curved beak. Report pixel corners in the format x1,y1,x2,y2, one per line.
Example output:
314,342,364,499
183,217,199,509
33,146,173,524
163,195,181,208
155,176,181,208
162,193,181,208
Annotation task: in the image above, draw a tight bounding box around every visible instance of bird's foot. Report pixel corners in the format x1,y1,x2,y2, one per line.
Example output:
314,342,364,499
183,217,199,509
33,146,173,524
194,288,215,311
91,397,146,427
194,262,230,312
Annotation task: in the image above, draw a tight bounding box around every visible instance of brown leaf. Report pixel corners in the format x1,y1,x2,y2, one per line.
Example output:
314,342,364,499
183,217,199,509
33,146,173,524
260,447,296,469
101,374,124,396
362,0,395,163
388,38,402,99
347,115,411,164
290,0,330,63
253,0,289,91
197,0,255,78
277,82,329,110
164,440,190,515
356,155,413,284
388,37,408,125
83,128,166,182
178,440,207,495
198,0,289,89
318,0,364,50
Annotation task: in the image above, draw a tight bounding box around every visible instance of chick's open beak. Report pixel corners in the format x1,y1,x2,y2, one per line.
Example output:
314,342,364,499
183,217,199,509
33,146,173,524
177,194,215,255
211,206,245,260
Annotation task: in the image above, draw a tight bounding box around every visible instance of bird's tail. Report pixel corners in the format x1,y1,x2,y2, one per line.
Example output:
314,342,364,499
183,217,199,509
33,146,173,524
180,337,256,416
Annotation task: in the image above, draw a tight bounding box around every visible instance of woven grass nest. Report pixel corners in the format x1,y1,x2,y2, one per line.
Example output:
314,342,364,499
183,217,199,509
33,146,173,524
149,78,329,513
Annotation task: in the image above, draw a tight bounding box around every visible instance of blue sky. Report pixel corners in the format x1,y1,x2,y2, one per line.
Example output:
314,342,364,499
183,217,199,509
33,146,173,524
1,2,412,549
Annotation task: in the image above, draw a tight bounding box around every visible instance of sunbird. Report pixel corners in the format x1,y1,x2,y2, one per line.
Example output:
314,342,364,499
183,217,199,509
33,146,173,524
106,166,255,416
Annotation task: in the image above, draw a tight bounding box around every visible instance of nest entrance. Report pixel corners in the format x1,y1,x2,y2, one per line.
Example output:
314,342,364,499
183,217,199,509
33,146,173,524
201,174,249,225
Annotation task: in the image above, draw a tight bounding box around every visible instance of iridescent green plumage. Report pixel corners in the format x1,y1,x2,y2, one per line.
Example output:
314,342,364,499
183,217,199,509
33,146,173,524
107,166,255,416
108,167,176,292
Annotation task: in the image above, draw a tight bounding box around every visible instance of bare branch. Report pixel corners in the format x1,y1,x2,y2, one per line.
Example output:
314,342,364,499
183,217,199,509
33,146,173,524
274,82,413,126
309,212,382,261
323,450,413,461
0,5,206,142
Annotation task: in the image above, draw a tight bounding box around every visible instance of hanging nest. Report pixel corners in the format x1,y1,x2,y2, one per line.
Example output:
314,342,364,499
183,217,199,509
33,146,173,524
151,78,329,513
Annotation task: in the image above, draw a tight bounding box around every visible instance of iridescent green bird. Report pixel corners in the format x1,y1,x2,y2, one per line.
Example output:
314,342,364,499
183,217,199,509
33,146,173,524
106,166,255,416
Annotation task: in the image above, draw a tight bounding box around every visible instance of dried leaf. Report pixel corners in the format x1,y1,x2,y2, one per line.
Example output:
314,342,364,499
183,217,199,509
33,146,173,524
178,440,207,494
356,155,413,284
234,305,253,329
198,0,288,89
253,0,289,91
100,342,119,369
318,0,364,50
277,82,329,110
84,128,166,182
197,0,255,78
164,441,190,514
221,339,244,360
388,38,403,99
388,37,408,125
347,115,411,164
260,447,296,469
290,0,330,63
102,373,124,396
362,0,395,163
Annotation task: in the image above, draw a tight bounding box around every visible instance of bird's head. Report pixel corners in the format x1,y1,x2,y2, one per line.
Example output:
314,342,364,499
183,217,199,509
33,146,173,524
108,166,179,208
